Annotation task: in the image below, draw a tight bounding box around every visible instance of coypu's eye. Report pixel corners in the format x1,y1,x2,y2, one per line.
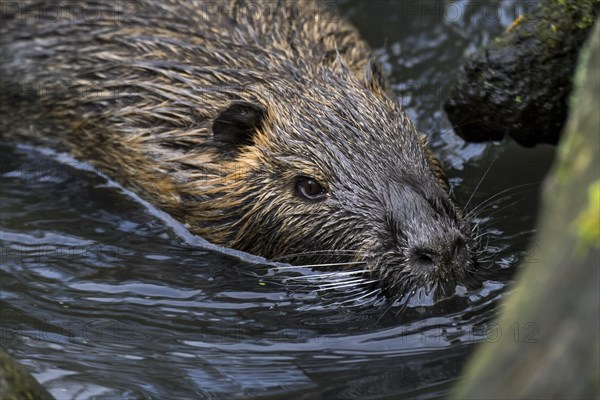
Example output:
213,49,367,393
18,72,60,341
295,177,326,201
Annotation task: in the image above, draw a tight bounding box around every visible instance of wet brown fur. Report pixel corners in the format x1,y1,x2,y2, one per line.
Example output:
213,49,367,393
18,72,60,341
1,0,474,298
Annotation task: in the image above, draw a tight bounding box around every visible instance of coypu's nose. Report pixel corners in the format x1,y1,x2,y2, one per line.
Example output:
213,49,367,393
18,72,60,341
410,235,468,271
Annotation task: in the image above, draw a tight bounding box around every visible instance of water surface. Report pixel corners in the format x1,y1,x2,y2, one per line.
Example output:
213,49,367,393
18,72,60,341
1,1,555,399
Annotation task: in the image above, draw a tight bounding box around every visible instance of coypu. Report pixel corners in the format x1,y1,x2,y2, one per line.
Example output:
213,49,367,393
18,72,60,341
0,0,477,301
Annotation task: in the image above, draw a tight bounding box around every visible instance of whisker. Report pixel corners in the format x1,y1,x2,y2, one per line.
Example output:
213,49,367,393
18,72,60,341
376,298,400,323
466,183,537,219
477,197,528,221
470,190,534,220
286,260,367,269
463,147,501,212
347,289,381,303
273,249,367,259
330,290,381,307
291,275,362,283
284,270,369,280
315,279,375,290
269,262,360,271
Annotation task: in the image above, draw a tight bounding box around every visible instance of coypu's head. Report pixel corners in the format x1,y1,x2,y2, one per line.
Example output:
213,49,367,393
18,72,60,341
187,63,478,303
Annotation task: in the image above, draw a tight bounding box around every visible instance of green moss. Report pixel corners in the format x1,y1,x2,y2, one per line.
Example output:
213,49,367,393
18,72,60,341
538,0,600,48
488,0,598,57
571,180,600,250
554,129,585,182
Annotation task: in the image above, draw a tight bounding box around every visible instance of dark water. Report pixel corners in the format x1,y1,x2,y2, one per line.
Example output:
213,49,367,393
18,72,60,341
1,1,555,399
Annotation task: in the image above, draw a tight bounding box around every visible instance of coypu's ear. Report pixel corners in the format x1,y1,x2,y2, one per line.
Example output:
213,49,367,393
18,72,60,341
364,60,391,98
212,101,266,148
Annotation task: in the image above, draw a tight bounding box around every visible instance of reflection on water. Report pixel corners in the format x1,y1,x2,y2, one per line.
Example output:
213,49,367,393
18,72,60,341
1,1,554,398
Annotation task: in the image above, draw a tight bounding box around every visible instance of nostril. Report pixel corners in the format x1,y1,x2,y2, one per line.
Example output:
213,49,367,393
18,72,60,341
412,248,437,270
410,235,469,271
417,252,434,264
452,237,465,256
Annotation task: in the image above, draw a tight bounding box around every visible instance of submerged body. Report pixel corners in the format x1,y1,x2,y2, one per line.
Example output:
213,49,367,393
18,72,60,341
0,0,477,300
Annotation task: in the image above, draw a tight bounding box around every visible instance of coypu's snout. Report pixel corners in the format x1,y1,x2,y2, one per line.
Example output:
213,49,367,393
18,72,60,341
372,183,477,300
408,234,470,274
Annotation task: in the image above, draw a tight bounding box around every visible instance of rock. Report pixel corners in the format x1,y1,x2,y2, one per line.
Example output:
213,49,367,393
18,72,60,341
444,0,599,146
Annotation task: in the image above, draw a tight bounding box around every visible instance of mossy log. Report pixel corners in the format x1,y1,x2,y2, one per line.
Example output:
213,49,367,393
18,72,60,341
0,348,55,400
453,17,600,399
